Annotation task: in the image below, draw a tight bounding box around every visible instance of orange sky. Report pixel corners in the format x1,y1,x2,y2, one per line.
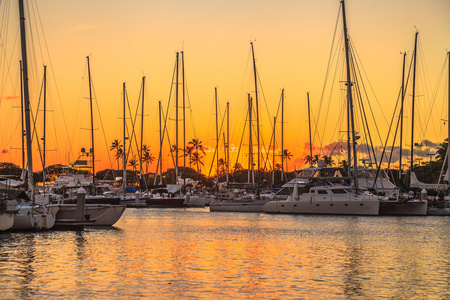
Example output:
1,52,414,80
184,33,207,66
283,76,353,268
0,0,449,175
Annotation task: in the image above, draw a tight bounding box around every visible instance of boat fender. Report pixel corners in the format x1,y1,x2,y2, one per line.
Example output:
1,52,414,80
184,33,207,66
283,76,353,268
421,189,427,201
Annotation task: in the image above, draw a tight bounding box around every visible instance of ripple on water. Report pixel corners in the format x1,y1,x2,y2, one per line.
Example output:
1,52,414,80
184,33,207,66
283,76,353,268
1,209,450,298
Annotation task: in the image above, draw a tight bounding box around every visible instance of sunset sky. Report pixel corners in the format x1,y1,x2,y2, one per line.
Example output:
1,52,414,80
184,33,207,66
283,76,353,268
0,0,449,175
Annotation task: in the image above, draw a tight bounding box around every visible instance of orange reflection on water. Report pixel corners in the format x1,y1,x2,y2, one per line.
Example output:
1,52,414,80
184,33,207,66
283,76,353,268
2,210,450,298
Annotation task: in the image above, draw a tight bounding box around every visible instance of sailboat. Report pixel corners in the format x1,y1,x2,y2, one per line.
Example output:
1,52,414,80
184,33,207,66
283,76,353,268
263,0,380,216
375,31,428,215
424,51,450,216
10,0,59,230
51,57,125,226
172,51,204,207
210,43,270,212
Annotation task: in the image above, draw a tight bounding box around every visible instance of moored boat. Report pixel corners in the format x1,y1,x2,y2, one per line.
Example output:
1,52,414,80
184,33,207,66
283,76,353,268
55,203,125,226
262,182,379,215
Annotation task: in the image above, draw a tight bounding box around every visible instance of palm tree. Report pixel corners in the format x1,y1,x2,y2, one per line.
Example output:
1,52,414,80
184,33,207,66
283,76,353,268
218,158,225,175
110,139,123,170
339,159,348,171
170,144,180,155
116,148,124,168
188,138,206,155
322,155,335,167
282,149,293,172
233,162,243,172
128,157,139,171
303,155,315,167
141,145,155,174
128,156,139,183
436,138,448,164
312,154,320,166
184,145,194,168
191,152,204,173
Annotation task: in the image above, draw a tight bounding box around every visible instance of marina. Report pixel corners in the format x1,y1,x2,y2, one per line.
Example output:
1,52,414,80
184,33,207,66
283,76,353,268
0,0,449,297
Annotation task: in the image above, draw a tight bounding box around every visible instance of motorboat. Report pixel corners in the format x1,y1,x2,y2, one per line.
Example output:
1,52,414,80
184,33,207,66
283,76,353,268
263,181,380,215
209,189,269,212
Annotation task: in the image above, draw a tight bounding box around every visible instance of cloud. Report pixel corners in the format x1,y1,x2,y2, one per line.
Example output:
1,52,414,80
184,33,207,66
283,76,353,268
318,139,441,166
2,96,19,100
302,143,321,151
417,139,439,149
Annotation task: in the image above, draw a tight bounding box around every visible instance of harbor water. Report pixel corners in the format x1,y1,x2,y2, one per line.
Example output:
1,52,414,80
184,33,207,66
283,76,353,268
1,208,450,299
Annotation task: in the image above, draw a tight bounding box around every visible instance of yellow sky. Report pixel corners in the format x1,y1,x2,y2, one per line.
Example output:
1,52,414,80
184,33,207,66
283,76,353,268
0,0,449,174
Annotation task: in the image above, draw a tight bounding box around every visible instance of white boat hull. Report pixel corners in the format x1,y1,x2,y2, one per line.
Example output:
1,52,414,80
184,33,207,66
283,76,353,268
210,199,269,212
426,207,450,216
0,212,14,231
184,196,205,207
263,198,379,215
56,204,126,226
379,200,427,215
11,205,59,230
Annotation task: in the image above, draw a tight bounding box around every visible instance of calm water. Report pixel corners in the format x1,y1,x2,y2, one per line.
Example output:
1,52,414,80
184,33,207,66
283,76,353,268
1,208,450,299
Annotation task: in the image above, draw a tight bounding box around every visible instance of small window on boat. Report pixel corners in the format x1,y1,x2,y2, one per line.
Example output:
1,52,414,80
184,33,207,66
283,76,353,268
331,189,347,194
317,190,328,194
344,203,348,206
360,203,364,206
330,204,334,206
316,204,320,206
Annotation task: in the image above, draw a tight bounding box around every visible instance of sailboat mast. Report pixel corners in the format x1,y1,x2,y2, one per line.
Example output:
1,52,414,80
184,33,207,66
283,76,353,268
248,94,254,184
341,0,358,191
159,100,163,185
410,31,418,172
272,116,276,185
399,52,406,180
175,52,179,181
250,42,260,184
87,56,95,192
123,82,127,194
226,102,230,183
140,76,146,191
18,0,35,200
307,92,313,168
447,51,450,182
215,87,219,185
182,51,186,187
43,65,47,194
20,61,25,173
281,89,284,181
